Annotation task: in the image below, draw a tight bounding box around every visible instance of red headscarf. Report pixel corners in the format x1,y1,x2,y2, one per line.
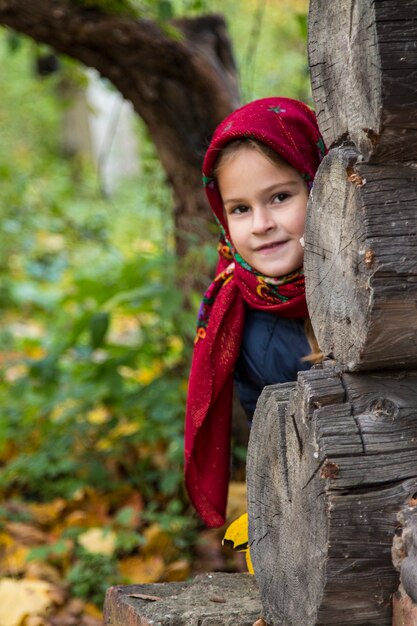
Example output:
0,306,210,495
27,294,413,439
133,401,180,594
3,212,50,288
185,97,325,527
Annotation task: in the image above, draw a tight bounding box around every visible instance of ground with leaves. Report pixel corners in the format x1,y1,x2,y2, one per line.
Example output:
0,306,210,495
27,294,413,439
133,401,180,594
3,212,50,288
0,483,248,626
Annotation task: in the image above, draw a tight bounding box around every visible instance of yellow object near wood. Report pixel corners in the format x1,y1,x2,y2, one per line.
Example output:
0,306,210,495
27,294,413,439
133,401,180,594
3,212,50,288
222,513,254,575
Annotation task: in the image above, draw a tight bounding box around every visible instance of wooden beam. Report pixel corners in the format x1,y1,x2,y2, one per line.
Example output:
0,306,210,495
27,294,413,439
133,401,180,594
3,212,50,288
247,364,417,625
309,0,417,162
305,145,417,371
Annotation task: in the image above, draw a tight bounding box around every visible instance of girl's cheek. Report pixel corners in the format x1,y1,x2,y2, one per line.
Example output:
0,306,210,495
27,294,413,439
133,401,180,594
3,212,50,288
293,213,307,234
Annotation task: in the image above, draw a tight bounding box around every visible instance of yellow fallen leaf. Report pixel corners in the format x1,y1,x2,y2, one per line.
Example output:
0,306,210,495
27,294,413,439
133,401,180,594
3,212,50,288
223,513,249,551
24,616,47,626
0,531,14,549
135,361,163,386
96,420,140,450
86,406,110,425
222,513,254,575
5,522,47,546
162,559,190,582
78,528,117,556
62,510,90,528
24,346,46,360
0,541,29,576
118,555,165,584
118,360,165,387
142,523,178,561
25,560,61,584
245,548,254,575
84,602,103,619
110,421,140,438
29,499,67,526
0,578,54,626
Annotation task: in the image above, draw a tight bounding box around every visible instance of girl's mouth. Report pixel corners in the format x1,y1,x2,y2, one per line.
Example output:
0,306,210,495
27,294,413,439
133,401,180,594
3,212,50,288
254,240,288,254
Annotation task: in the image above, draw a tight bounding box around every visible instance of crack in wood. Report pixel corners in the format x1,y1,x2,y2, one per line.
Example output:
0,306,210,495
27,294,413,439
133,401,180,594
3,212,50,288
280,413,291,503
303,461,322,491
339,374,367,453
332,476,417,497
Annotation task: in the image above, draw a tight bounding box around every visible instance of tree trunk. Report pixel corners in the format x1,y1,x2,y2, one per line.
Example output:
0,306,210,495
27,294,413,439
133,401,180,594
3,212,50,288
0,1,239,255
247,363,417,626
308,0,417,162
304,145,417,371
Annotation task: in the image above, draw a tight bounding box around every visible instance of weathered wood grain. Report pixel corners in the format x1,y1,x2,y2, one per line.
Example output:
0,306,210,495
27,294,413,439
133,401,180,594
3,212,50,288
104,573,263,626
308,0,417,162
305,145,417,371
247,364,417,625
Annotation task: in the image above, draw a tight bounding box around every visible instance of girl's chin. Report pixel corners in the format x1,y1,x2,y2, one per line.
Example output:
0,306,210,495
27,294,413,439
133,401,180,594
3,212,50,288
250,256,303,277
247,244,303,276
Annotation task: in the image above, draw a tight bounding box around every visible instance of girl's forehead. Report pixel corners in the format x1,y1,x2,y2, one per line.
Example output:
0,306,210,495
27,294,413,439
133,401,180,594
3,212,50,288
218,147,305,188
215,139,289,174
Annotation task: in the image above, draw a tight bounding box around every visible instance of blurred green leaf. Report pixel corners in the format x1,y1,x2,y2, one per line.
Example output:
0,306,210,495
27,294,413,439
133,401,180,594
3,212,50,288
89,311,110,349
157,0,174,21
6,32,23,54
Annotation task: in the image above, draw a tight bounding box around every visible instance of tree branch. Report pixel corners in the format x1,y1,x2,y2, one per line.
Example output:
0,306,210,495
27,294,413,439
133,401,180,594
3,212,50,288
0,0,240,254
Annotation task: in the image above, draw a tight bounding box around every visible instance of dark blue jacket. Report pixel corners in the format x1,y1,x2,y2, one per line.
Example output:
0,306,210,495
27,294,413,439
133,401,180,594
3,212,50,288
234,310,312,419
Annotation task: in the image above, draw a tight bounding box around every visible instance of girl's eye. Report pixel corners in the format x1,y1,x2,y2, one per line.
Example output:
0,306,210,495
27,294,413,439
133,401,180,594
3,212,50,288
230,204,250,215
272,193,290,204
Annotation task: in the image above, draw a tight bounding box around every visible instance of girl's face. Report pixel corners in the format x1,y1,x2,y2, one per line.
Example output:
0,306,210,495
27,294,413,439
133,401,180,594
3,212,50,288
218,147,309,277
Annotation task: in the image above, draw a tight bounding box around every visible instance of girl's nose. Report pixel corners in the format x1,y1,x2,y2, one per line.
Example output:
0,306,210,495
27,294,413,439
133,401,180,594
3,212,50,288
251,208,276,234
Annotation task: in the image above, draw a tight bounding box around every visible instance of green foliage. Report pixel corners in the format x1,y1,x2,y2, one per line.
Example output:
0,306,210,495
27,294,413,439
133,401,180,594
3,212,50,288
211,0,311,103
143,499,197,551
0,32,194,532
66,549,119,606
28,538,73,565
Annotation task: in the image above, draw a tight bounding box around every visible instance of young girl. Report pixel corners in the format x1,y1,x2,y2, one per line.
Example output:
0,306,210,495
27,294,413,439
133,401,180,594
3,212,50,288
184,97,326,528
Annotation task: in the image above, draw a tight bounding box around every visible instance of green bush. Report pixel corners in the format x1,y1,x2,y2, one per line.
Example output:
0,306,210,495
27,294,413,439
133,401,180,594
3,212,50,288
0,33,195,538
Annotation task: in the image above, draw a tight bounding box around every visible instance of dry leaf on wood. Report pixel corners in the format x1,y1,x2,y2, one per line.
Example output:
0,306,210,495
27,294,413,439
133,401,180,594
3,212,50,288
127,593,162,601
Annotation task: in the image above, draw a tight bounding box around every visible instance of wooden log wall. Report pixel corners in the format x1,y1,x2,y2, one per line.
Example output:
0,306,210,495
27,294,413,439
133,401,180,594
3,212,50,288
305,146,417,371
248,1,417,624
309,0,417,162
247,365,417,625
